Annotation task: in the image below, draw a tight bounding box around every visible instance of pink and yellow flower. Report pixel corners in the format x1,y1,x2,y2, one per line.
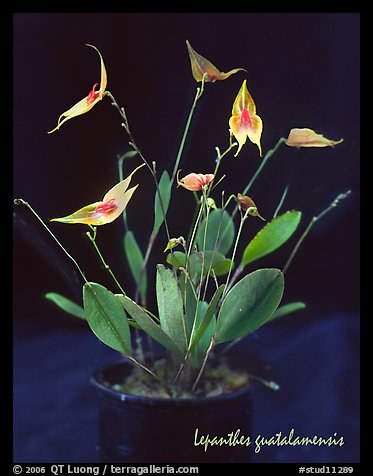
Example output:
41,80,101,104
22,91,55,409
48,44,107,134
186,40,246,83
177,172,214,191
229,80,263,157
285,128,344,148
51,164,144,225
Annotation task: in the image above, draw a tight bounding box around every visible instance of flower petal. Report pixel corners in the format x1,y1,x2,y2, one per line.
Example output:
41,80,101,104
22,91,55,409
232,79,256,116
229,116,247,157
285,128,344,148
103,163,145,202
246,114,263,157
48,44,107,134
47,97,98,134
102,185,139,224
186,40,246,82
50,202,105,225
178,172,214,191
86,44,107,95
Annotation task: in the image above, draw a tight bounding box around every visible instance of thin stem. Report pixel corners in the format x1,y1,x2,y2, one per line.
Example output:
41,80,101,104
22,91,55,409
218,137,286,254
186,143,237,303
127,356,160,381
182,198,205,314
241,137,287,199
282,190,351,274
200,192,237,303
106,91,172,242
14,199,88,284
188,189,210,349
220,337,243,355
117,153,130,232
106,91,153,175
171,79,206,186
187,196,201,243
192,337,215,392
223,208,249,299
273,184,289,219
86,226,127,295
106,91,173,302
207,142,237,196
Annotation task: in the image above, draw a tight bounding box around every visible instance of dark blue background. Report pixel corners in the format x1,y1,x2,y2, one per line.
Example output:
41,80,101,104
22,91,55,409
13,13,360,463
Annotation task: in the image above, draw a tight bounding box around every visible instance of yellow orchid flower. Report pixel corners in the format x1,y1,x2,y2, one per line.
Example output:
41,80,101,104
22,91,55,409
236,193,265,221
177,172,214,191
229,79,263,157
48,44,107,134
186,40,246,83
285,128,344,148
51,164,145,225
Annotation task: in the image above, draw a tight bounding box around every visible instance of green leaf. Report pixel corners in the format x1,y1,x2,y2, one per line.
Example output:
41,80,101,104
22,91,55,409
156,264,188,355
83,283,131,355
190,301,214,366
166,251,187,269
117,295,183,359
241,211,301,267
195,313,215,365
269,301,306,321
124,230,147,301
196,208,235,256
214,268,284,343
166,250,233,278
153,170,172,235
45,292,86,320
210,256,234,277
190,284,225,353
178,273,197,340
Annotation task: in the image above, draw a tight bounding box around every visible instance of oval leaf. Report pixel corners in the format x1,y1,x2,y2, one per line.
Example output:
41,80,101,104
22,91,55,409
166,251,187,269
45,292,86,320
117,295,183,359
190,284,225,353
156,264,188,355
83,282,131,355
190,301,215,366
269,301,306,321
214,268,284,343
124,230,147,301
178,273,198,340
210,257,234,277
241,211,301,267
196,208,235,256
153,170,172,235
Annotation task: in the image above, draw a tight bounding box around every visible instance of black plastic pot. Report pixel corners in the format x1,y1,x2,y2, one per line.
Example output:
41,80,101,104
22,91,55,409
91,361,252,463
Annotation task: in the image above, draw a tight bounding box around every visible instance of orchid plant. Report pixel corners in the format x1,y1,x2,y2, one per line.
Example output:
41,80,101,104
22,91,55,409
15,41,349,396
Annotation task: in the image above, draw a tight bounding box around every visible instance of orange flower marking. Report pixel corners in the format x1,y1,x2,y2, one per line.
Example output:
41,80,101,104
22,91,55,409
86,83,100,106
95,198,117,215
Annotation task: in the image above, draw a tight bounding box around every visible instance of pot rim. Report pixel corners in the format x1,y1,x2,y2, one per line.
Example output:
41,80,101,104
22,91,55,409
91,359,253,406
